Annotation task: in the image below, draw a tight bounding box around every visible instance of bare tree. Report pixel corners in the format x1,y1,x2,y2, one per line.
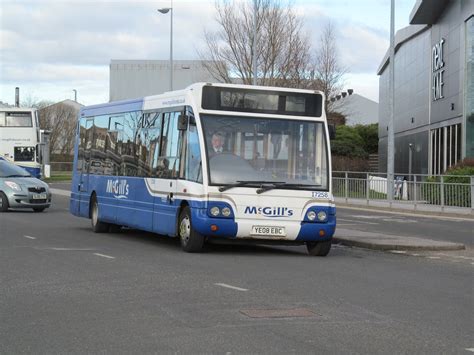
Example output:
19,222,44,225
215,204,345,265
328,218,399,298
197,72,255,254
38,103,79,157
200,0,312,88
311,22,347,113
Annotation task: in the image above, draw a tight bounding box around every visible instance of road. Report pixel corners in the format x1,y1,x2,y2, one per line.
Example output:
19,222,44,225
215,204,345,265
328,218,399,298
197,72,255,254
0,185,473,353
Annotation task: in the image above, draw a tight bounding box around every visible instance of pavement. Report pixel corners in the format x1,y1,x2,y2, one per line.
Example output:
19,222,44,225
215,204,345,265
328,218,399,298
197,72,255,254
50,184,471,252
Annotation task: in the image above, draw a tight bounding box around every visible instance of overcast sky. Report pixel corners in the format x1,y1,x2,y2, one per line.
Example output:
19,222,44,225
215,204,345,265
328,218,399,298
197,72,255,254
0,0,415,106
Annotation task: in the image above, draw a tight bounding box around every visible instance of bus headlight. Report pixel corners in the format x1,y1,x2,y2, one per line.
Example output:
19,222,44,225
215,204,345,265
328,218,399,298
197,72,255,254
307,211,316,221
5,181,21,191
317,211,327,221
221,207,231,217
210,206,220,217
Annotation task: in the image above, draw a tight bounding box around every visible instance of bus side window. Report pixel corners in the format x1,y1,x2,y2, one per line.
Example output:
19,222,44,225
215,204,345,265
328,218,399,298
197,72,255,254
119,111,140,177
107,115,124,176
185,122,202,183
91,115,109,175
158,112,181,179
144,112,162,178
77,117,87,172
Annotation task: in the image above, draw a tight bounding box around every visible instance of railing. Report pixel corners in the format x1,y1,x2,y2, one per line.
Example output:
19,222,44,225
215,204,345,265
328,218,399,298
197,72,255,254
50,161,74,173
332,171,473,212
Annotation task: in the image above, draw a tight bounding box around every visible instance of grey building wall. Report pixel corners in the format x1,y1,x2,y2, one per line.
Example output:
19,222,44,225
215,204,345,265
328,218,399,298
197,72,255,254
109,60,217,102
378,0,473,175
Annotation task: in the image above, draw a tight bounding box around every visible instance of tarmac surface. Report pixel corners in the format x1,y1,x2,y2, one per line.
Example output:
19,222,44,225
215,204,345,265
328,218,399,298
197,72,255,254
0,184,472,353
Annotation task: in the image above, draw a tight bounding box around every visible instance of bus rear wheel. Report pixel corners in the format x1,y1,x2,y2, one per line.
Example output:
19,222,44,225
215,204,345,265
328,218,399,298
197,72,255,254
90,196,109,233
178,206,204,253
306,240,331,256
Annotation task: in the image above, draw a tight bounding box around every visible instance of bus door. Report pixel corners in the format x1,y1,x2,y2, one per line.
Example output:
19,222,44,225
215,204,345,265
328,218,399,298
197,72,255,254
79,118,94,215
152,111,182,236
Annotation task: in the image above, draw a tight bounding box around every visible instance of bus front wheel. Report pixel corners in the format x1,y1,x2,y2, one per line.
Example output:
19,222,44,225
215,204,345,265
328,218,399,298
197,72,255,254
90,196,109,233
306,240,331,256
178,206,204,253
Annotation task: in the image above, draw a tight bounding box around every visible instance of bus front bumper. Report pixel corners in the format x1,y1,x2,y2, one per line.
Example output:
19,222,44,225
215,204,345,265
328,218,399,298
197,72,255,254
191,208,335,242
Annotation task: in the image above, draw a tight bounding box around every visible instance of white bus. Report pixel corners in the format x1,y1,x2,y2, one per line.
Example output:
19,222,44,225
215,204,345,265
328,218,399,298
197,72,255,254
70,83,336,256
0,107,42,178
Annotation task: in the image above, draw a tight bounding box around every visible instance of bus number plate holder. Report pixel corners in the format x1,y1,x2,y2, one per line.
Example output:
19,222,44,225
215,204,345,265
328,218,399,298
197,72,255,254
251,226,286,237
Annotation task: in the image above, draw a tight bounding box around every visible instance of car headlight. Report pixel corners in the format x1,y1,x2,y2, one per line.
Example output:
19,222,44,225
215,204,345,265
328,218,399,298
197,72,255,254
5,181,21,191
210,206,220,216
221,207,231,217
307,210,316,221
317,211,327,221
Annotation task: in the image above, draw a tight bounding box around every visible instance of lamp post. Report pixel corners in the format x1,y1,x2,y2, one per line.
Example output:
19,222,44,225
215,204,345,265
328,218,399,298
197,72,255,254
72,89,77,102
158,0,173,91
387,0,395,202
252,0,257,85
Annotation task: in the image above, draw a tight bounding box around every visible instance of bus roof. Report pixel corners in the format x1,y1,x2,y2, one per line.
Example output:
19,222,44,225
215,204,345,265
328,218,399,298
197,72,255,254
80,97,144,118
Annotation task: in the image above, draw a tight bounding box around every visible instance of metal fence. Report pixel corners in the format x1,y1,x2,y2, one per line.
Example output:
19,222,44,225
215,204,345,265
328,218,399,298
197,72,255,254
333,171,473,211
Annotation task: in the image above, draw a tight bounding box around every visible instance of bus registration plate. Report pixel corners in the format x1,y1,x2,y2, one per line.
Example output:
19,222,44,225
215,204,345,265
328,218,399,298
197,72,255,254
251,226,286,237
32,193,47,200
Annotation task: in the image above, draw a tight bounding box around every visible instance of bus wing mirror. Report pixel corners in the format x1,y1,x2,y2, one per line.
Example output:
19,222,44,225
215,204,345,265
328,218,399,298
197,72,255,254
178,114,189,130
328,124,336,140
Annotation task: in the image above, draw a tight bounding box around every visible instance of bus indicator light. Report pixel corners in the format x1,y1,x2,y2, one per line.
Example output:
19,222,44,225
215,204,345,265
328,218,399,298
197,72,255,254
211,225,218,232
319,230,325,237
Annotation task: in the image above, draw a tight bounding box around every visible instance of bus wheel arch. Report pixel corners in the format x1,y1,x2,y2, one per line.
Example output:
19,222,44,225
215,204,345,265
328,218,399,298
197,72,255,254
89,192,109,233
178,204,205,253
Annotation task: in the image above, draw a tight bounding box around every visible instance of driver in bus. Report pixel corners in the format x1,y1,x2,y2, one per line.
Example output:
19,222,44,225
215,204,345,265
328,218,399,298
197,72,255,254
209,131,226,158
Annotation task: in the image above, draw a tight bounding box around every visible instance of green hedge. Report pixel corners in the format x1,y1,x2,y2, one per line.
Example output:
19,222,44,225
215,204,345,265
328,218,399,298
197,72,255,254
422,160,473,207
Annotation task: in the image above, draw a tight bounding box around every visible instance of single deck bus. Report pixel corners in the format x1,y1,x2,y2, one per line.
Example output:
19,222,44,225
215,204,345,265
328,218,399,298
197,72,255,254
0,107,42,178
70,83,336,256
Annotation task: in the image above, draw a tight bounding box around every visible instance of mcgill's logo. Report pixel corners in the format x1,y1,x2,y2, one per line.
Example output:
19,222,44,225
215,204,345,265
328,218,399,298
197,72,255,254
106,179,129,199
244,206,293,218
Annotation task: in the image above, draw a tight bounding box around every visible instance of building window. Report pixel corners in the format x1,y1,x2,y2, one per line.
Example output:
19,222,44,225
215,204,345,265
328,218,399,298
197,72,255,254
465,17,474,158
430,124,462,175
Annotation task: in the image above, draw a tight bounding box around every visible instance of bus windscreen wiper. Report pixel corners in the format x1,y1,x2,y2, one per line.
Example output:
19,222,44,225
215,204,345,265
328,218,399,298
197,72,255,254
218,180,285,192
256,183,321,194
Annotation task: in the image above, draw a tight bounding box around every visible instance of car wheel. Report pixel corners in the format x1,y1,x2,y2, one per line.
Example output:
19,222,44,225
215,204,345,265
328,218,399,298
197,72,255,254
90,196,109,233
306,240,332,256
0,192,9,212
33,207,46,212
178,206,204,253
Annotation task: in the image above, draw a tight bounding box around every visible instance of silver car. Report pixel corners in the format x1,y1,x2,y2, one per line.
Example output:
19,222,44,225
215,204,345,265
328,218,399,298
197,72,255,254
0,160,51,212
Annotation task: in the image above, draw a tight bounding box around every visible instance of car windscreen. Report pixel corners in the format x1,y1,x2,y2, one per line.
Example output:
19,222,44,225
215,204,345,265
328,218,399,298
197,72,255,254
0,161,31,177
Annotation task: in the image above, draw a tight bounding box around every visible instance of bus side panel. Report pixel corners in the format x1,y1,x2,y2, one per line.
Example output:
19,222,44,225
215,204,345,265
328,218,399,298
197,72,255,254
134,178,154,232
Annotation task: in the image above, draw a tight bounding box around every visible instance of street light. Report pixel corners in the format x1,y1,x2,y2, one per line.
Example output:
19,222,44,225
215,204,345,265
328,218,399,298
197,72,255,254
158,0,173,91
72,89,77,102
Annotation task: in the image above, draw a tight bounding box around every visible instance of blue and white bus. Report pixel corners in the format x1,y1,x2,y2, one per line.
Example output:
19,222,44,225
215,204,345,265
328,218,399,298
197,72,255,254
70,83,336,256
0,107,42,178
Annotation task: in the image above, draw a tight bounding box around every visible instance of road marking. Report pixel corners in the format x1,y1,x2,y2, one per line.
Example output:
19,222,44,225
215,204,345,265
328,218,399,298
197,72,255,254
465,348,474,353
49,248,95,251
94,253,115,259
214,283,248,292
427,256,441,259
23,235,36,240
389,250,407,254
411,254,420,256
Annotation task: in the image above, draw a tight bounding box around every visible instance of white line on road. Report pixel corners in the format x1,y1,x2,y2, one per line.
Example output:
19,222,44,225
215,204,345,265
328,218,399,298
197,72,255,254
465,348,474,353
389,250,407,254
214,283,248,292
49,248,96,251
23,235,36,240
94,253,115,259
427,256,441,259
